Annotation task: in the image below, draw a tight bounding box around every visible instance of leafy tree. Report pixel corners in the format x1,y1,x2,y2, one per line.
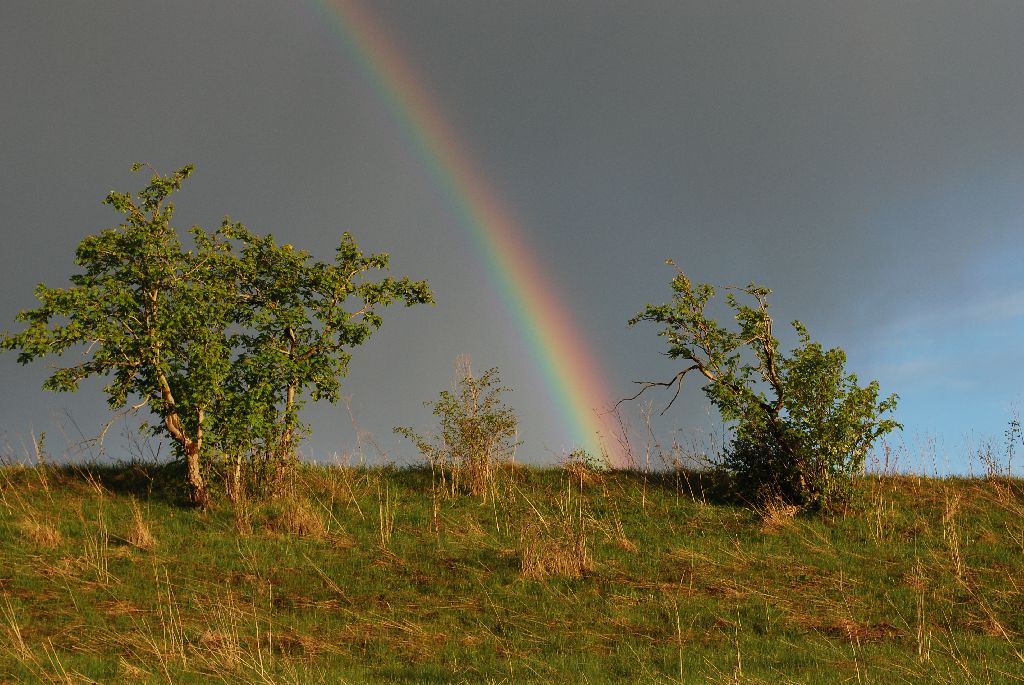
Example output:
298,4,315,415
395,357,519,500
627,263,899,511
2,164,433,505
208,220,433,497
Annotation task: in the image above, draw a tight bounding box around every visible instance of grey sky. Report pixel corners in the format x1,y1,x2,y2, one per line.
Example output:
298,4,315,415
2,1,1022,471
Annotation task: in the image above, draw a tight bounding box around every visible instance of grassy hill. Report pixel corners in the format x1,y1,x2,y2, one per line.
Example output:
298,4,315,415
1,460,1022,683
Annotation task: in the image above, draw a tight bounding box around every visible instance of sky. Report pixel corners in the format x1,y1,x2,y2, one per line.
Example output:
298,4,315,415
2,1,1023,473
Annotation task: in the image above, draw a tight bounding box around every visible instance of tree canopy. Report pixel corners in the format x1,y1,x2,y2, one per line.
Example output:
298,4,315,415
2,164,434,505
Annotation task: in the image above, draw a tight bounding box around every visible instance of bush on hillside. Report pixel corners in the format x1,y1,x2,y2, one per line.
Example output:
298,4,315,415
628,263,900,512
395,356,519,500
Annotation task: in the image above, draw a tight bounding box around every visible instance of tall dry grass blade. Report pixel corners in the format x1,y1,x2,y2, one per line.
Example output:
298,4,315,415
30,432,50,495
1,594,33,663
155,567,187,668
82,519,117,585
941,489,964,579
377,482,396,550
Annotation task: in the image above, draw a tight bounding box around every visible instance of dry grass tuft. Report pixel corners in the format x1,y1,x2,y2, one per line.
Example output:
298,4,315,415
264,498,327,539
232,500,255,537
197,629,244,669
17,515,63,548
824,618,900,643
520,480,594,579
519,519,592,580
615,535,639,553
116,657,151,682
125,499,155,550
562,460,603,488
758,499,800,533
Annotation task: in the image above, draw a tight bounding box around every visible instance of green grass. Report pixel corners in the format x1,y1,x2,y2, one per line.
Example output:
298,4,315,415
1,459,1022,683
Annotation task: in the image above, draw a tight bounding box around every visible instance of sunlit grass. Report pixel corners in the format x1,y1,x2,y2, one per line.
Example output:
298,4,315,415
1,460,1022,683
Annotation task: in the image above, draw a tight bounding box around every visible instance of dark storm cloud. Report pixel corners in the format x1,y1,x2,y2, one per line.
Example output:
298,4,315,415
2,1,1022,468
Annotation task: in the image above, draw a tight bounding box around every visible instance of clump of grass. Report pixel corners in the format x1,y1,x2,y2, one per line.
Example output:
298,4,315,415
17,515,63,549
519,521,592,579
758,498,800,533
262,497,326,539
941,488,965,579
233,502,255,537
116,656,151,682
82,521,117,585
561,448,605,489
519,483,592,580
125,499,155,550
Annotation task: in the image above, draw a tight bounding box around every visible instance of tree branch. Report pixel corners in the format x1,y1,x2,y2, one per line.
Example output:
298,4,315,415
617,364,701,415
94,396,151,448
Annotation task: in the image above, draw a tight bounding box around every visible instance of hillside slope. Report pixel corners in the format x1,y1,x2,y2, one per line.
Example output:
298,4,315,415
1,462,1022,683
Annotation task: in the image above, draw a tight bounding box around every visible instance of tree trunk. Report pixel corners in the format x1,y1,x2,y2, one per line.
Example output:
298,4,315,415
157,371,209,507
274,379,298,490
184,441,209,507
274,332,299,491
227,453,243,504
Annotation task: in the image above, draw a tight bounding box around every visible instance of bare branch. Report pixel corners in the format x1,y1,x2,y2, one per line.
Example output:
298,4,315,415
616,364,701,415
94,396,151,448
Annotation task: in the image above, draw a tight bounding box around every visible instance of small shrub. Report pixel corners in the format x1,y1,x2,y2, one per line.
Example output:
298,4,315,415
395,356,519,501
629,264,900,512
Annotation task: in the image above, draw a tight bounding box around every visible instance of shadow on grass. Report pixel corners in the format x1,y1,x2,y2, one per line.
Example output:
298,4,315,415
51,459,191,505
379,461,738,507
604,466,735,505
16,458,741,512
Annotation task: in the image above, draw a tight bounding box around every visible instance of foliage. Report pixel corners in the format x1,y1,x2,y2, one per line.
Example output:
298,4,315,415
209,219,433,499
629,262,900,511
1,164,433,505
395,356,519,499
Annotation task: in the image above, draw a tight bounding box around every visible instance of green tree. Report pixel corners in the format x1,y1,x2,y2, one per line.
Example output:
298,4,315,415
2,164,433,506
628,263,899,511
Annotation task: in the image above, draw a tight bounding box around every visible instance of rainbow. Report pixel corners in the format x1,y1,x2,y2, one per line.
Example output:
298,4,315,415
313,0,622,462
